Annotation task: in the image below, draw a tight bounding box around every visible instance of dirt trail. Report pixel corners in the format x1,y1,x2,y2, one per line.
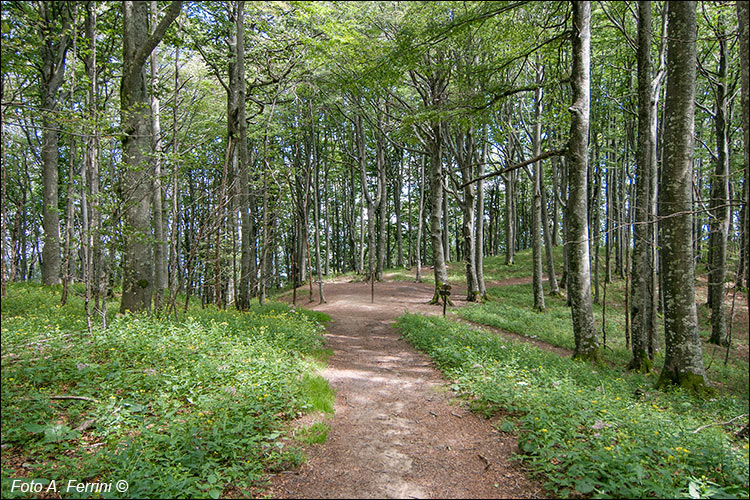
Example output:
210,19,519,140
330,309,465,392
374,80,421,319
268,280,541,499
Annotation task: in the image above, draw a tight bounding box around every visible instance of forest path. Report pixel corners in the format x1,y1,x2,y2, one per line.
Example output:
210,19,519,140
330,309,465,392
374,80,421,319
267,279,541,499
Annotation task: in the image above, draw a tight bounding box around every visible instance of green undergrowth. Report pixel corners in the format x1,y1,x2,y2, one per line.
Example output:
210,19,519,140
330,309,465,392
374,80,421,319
384,246,565,284
294,422,330,445
458,282,749,398
1,282,332,498
396,313,749,499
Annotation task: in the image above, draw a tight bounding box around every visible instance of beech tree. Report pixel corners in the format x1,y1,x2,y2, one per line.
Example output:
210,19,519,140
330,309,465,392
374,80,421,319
656,0,708,392
119,0,182,313
566,0,599,361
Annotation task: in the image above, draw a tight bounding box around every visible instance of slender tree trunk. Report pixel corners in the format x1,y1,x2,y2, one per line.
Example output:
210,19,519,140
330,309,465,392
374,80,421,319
629,0,654,372
456,129,479,302
566,0,599,361
415,155,425,283
235,0,256,311
313,125,326,304
505,169,515,265
738,0,750,311
429,126,449,300
394,150,404,268
61,13,78,306
475,129,487,299
151,0,167,312
708,19,730,347
656,0,708,393
532,75,545,312
540,162,559,295
376,130,387,280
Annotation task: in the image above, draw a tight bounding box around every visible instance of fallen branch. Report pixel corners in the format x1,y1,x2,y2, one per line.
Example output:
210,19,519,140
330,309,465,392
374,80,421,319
49,395,99,403
692,414,748,434
75,419,96,432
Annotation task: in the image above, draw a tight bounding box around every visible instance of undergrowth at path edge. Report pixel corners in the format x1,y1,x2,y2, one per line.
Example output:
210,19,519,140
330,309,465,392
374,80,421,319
396,313,749,499
1,282,333,499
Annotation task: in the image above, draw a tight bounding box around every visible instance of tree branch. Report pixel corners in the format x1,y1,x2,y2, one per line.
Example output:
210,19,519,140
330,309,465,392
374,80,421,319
459,148,567,189
128,1,182,82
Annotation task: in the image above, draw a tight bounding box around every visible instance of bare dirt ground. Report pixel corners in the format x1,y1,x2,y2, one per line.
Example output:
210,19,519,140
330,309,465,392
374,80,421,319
267,278,543,499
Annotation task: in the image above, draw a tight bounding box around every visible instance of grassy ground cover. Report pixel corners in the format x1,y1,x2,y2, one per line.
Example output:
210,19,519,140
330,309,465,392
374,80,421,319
396,313,749,498
1,283,332,498
457,281,749,399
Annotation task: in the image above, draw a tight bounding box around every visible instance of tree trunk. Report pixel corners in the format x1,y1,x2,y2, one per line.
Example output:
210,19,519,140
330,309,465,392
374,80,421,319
313,122,326,304
540,159,559,295
656,0,708,393
119,0,181,313
429,126,449,300
629,0,654,372
61,10,78,306
566,0,599,362
39,1,72,285
505,169,515,265
376,129,387,280
475,129,488,299
708,19,729,347
394,149,404,268
738,0,750,312
415,155,425,283
151,0,167,312
531,68,545,312
234,1,256,311
455,129,479,302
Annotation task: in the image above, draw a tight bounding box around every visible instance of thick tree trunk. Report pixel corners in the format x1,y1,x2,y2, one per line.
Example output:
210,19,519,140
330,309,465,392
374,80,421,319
566,0,599,361
119,1,181,313
708,20,729,347
629,0,654,372
39,1,71,285
656,0,708,393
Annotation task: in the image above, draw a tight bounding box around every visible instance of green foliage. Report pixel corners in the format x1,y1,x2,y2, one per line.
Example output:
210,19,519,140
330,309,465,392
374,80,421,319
396,313,749,499
1,283,330,498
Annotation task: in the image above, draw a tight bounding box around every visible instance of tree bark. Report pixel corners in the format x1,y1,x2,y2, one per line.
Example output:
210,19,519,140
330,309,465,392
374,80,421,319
415,155,425,283
738,0,750,312
39,1,72,285
656,0,709,393
505,169,516,265
629,0,654,372
151,0,167,312
566,0,599,361
708,18,729,347
532,69,545,312
234,0,256,311
120,0,181,313
475,129,488,299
